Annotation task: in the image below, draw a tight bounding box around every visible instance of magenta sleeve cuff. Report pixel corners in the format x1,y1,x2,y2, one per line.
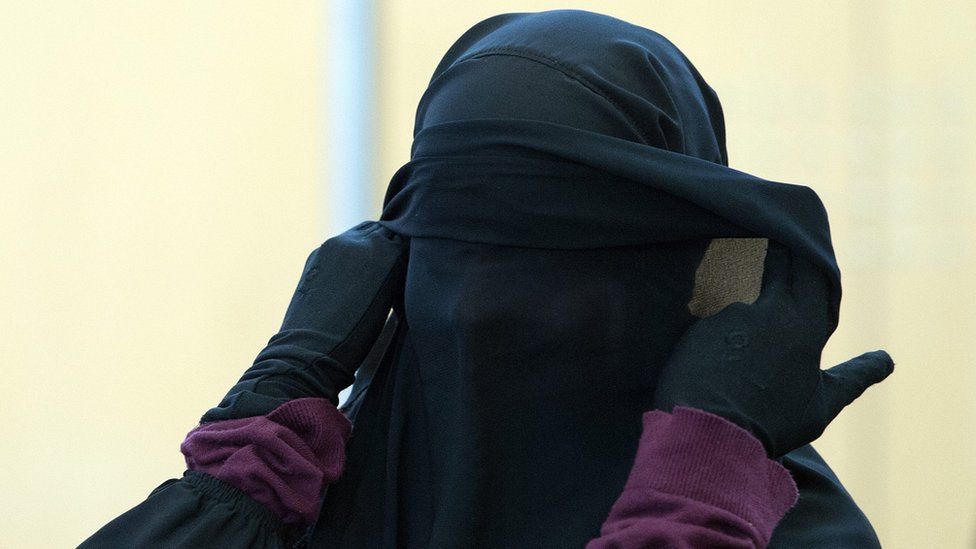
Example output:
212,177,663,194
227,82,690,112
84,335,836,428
589,406,799,548
180,397,352,526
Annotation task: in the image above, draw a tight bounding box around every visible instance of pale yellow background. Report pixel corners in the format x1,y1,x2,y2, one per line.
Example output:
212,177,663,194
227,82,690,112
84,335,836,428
2,2,973,547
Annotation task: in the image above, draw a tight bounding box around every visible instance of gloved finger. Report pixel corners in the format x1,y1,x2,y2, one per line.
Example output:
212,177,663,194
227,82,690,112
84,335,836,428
814,349,895,424
201,222,409,420
280,220,409,371
754,239,792,308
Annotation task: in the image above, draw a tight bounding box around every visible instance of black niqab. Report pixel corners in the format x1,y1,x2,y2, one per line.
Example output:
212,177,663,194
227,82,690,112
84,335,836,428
311,9,879,548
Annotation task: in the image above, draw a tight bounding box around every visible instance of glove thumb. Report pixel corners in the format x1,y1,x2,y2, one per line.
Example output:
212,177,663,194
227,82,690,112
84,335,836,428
816,349,895,425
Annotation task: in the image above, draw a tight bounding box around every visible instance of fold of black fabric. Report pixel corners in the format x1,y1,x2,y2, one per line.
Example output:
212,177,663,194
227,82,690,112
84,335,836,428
380,7,841,330
379,117,841,329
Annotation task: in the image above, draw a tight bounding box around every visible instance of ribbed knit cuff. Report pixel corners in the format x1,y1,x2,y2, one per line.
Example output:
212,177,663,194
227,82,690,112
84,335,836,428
181,397,352,526
623,406,799,545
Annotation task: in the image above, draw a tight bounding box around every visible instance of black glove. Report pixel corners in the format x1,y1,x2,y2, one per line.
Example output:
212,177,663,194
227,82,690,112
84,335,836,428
200,221,408,423
652,239,895,457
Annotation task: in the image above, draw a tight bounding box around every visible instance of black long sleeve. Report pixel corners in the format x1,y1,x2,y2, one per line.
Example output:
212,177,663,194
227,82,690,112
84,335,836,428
79,471,300,548
79,222,407,548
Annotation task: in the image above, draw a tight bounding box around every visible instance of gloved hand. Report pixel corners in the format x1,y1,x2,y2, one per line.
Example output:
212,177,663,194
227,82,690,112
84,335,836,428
652,239,895,457
199,221,408,423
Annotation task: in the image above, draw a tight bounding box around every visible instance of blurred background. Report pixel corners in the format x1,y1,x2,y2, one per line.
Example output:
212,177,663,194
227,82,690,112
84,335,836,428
1,1,972,547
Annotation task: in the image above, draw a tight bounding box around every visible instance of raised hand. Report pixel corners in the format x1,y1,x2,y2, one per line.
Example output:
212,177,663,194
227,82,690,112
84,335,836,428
652,239,895,457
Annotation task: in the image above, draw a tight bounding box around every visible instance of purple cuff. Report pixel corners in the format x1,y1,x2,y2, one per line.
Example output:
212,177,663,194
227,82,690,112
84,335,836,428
180,397,352,526
596,406,799,547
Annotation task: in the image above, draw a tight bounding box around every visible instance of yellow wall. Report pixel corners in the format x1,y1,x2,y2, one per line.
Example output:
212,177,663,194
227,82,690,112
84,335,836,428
2,2,973,548
0,2,325,546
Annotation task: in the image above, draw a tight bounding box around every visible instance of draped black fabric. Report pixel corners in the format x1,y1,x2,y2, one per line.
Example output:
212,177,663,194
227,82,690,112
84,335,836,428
310,9,879,548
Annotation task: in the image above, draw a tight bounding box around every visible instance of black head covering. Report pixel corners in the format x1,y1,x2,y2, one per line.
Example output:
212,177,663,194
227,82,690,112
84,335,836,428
379,9,841,309
313,9,879,547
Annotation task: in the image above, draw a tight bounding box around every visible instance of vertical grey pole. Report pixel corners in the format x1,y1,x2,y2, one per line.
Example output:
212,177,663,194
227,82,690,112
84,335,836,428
324,0,376,406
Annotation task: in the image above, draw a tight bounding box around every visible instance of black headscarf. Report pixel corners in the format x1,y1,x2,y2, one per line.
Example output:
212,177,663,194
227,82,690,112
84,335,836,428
312,9,879,547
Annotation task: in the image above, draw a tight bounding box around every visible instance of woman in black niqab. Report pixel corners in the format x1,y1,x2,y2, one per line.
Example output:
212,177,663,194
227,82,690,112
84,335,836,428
311,8,882,548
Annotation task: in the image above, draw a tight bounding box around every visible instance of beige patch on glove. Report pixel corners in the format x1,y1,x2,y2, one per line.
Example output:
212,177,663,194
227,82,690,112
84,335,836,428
688,237,769,318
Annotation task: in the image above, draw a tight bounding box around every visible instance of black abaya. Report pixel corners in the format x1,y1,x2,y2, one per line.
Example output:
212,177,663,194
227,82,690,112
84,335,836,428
313,9,879,548
82,8,882,548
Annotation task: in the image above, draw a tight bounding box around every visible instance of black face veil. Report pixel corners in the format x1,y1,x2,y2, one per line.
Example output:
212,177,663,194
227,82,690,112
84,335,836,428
312,9,880,548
